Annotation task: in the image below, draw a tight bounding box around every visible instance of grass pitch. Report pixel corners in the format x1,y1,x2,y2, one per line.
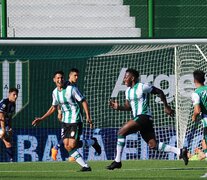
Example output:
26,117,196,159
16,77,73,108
0,160,206,180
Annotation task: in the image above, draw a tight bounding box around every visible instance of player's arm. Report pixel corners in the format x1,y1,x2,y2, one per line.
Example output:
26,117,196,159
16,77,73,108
82,100,93,128
0,112,6,138
57,105,62,121
192,104,201,121
32,105,57,126
7,115,13,136
109,99,131,111
151,86,174,116
191,92,201,121
72,86,93,128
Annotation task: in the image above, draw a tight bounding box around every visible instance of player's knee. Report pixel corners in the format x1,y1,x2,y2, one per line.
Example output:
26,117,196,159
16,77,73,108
118,128,126,136
117,131,123,136
148,140,157,149
64,145,73,152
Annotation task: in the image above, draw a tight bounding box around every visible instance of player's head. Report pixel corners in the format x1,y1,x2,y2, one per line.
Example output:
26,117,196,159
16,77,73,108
8,87,18,102
124,68,139,87
53,70,64,88
193,70,205,85
68,68,79,84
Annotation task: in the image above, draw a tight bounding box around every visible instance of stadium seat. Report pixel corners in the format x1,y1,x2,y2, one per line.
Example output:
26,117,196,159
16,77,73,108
7,0,141,37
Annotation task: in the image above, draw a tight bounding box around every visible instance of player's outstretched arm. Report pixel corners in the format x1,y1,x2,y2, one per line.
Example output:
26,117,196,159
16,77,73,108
151,86,174,117
32,105,57,126
109,99,131,111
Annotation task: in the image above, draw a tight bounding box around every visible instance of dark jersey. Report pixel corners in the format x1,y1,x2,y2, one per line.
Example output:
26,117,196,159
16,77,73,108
0,98,16,127
64,81,76,87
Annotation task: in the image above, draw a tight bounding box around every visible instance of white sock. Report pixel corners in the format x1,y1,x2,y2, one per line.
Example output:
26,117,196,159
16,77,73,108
158,142,180,156
114,137,125,162
70,150,88,167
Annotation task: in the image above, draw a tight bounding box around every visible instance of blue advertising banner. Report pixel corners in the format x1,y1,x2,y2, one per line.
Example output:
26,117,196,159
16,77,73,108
0,127,202,162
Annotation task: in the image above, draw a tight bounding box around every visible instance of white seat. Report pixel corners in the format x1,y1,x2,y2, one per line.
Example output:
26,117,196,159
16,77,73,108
8,0,123,6
8,4,130,17
8,16,135,28
8,27,141,37
7,0,141,37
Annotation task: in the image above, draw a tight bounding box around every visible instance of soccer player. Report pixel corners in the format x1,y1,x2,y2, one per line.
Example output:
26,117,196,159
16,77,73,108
191,70,207,178
32,71,92,171
51,68,101,161
107,68,188,170
0,87,18,162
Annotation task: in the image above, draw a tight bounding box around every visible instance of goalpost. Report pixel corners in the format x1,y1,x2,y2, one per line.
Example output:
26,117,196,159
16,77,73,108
0,39,206,161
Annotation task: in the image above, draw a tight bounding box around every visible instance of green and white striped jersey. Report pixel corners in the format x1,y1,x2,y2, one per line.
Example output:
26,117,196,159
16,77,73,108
52,85,85,123
125,82,152,117
192,86,207,116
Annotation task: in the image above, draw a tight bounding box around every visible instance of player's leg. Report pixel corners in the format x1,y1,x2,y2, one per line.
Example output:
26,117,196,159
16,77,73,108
107,119,140,170
78,138,101,155
51,126,64,161
200,127,207,160
51,139,63,161
140,116,188,165
3,138,13,162
63,122,91,172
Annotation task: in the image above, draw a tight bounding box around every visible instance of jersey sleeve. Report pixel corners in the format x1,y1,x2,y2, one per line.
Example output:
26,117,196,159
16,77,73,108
72,87,85,102
125,88,130,100
142,83,153,93
52,92,59,106
192,92,200,106
0,99,6,113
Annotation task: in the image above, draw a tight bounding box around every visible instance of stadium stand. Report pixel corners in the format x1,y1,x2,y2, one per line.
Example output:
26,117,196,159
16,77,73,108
7,0,141,37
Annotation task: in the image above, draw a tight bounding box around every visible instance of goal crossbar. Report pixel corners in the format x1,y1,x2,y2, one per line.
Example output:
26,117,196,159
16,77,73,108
1,38,207,45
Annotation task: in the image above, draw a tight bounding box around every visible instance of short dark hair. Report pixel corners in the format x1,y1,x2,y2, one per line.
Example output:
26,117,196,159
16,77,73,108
9,87,19,94
69,68,79,74
126,68,139,80
193,70,205,83
53,70,64,78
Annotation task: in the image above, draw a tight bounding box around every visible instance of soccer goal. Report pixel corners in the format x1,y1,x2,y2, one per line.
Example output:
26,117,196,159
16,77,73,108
82,40,207,160
0,39,206,162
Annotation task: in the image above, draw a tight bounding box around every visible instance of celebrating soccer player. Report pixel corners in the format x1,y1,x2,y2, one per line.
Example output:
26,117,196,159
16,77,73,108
51,68,101,161
191,70,207,178
32,71,93,171
107,68,188,170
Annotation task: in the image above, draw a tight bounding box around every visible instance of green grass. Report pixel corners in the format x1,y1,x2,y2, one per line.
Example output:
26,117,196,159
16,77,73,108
0,160,206,180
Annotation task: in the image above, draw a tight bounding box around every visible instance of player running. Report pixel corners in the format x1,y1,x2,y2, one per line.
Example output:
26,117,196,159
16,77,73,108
107,68,188,170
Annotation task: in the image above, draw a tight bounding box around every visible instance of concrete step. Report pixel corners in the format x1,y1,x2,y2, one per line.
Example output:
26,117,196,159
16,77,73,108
8,27,141,37
8,4,130,17
8,0,123,5
7,0,123,6
8,16,135,28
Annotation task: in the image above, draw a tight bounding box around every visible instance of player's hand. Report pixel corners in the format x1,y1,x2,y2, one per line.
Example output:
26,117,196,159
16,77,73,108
164,106,174,117
0,130,6,139
192,114,202,122
109,100,119,110
32,117,42,127
87,118,93,129
8,128,13,136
